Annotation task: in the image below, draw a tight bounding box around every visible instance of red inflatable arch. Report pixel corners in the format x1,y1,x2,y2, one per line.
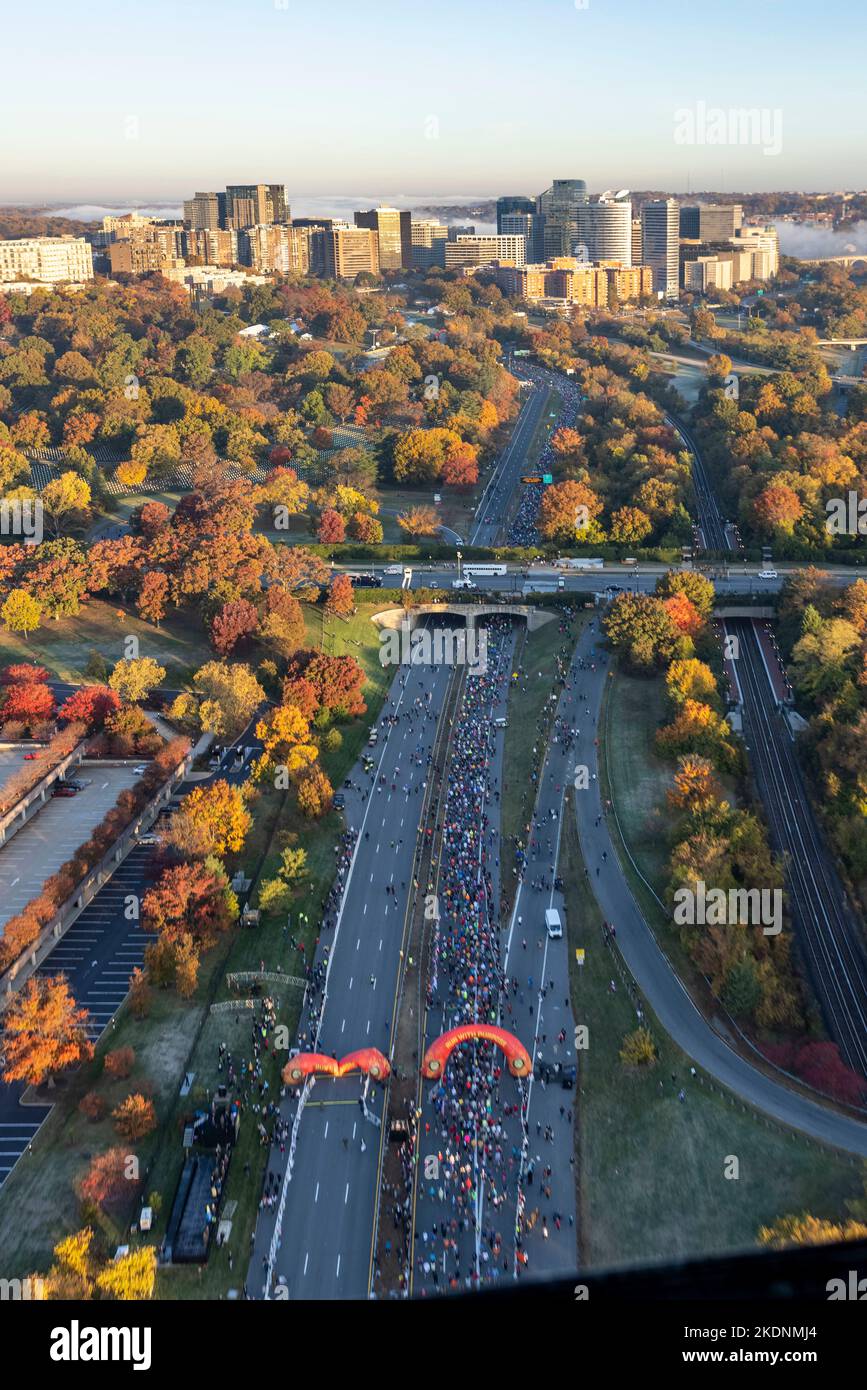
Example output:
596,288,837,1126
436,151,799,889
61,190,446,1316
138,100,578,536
282,1048,391,1086
422,1025,532,1079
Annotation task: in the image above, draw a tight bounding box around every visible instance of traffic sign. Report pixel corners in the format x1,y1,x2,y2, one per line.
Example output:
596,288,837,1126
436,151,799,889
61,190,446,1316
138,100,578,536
575,949,585,966
542,473,553,485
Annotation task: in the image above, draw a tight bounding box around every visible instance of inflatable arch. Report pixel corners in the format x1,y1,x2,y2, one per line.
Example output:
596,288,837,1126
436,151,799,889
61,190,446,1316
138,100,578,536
422,1025,532,1079
282,1048,391,1085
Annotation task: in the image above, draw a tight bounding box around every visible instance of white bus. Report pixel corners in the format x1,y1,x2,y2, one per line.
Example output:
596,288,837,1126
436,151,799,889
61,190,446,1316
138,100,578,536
462,563,508,578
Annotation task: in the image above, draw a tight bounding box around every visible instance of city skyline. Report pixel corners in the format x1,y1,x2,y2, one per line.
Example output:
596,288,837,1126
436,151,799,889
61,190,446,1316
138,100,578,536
1,0,865,200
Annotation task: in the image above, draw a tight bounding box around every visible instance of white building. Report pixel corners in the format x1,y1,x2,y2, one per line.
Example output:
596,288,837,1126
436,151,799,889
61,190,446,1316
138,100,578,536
576,195,632,266
0,236,94,284
444,235,527,269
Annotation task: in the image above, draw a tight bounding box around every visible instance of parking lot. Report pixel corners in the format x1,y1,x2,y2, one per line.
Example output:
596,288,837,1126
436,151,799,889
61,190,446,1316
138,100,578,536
0,766,143,933
0,746,35,795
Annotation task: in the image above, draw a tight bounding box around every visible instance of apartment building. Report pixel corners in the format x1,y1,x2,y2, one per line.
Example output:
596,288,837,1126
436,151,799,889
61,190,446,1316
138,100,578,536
185,227,238,267
0,236,94,284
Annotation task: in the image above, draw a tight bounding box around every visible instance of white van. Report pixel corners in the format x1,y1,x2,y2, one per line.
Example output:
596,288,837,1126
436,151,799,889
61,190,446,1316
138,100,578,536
545,907,563,939
493,716,507,729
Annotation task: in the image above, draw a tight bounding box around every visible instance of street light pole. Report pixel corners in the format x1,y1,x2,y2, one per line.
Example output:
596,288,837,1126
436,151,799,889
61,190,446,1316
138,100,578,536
457,549,463,581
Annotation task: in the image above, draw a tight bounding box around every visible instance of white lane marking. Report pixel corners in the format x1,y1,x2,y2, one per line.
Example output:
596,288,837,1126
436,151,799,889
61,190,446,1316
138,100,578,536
304,1251,309,1274
314,1183,319,1203
344,1182,350,1205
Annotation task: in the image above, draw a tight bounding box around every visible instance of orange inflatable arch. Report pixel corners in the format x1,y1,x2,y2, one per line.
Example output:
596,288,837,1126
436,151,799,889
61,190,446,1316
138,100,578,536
422,1025,532,1079
282,1048,391,1085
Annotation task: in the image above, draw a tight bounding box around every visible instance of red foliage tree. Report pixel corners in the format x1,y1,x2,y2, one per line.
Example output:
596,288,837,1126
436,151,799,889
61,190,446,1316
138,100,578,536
317,508,346,544
1,682,56,729
210,598,260,656
284,651,366,716
1,663,51,685
59,686,122,732
325,574,354,617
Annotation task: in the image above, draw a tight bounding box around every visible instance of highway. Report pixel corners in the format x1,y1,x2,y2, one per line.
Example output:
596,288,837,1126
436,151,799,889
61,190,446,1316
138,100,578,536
469,383,550,546
252,655,455,1299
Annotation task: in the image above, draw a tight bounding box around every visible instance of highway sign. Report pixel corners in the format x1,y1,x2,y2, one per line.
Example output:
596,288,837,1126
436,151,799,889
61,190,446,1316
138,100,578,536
521,475,542,484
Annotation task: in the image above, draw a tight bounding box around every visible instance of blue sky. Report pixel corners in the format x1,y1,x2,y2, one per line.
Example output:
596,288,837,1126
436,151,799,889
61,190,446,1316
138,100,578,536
1,0,864,201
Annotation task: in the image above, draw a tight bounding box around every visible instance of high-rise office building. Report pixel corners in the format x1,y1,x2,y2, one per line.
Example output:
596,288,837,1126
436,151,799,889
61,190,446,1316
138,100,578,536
354,207,411,270
499,212,544,263
576,196,632,266
444,235,527,270
684,257,734,293
325,226,380,280
411,219,448,269
631,218,643,265
536,179,589,258
641,199,680,297
496,195,535,231
733,225,779,278
0,235,94,284
679,204,743,241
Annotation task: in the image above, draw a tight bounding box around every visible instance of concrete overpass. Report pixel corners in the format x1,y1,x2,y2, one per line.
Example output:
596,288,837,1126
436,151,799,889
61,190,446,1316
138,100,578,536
371,603,558,633
714,605,775,619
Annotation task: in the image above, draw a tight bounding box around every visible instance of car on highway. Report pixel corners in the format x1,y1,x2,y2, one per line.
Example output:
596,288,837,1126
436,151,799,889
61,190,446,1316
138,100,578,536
332,792,345,809
132,765,147,775
23,750,40,761
382,565,402,575
137,833,159,847
52,784,77,797
452,578,477,590
758,569,778,580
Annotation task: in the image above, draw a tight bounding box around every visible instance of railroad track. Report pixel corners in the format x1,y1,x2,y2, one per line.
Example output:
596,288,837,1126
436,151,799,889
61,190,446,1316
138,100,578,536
730,619,867,1076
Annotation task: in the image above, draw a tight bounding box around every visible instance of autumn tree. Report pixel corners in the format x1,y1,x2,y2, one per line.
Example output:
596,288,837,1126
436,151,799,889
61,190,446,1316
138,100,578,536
40,471,92,537
78,1147,137,1213
109,656,167,703
2,588,42,640
1,680,56,729
255,703,318,777
317,507,346,543
297,766,333,818
59,685,122,731
178,779,252,856
325,573,354,617
191,661,265,737
396,505,439,538
1,975,93,1087
96,1246,157,1301
112,1094,157,1141
210,598,260,656
758,1214,867,1250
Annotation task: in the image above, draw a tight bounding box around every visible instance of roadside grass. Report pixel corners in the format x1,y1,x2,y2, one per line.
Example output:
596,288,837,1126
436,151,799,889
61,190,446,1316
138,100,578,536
0,599,211,685
500,612,584,907
562,801,862,1269
604,669,673,892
